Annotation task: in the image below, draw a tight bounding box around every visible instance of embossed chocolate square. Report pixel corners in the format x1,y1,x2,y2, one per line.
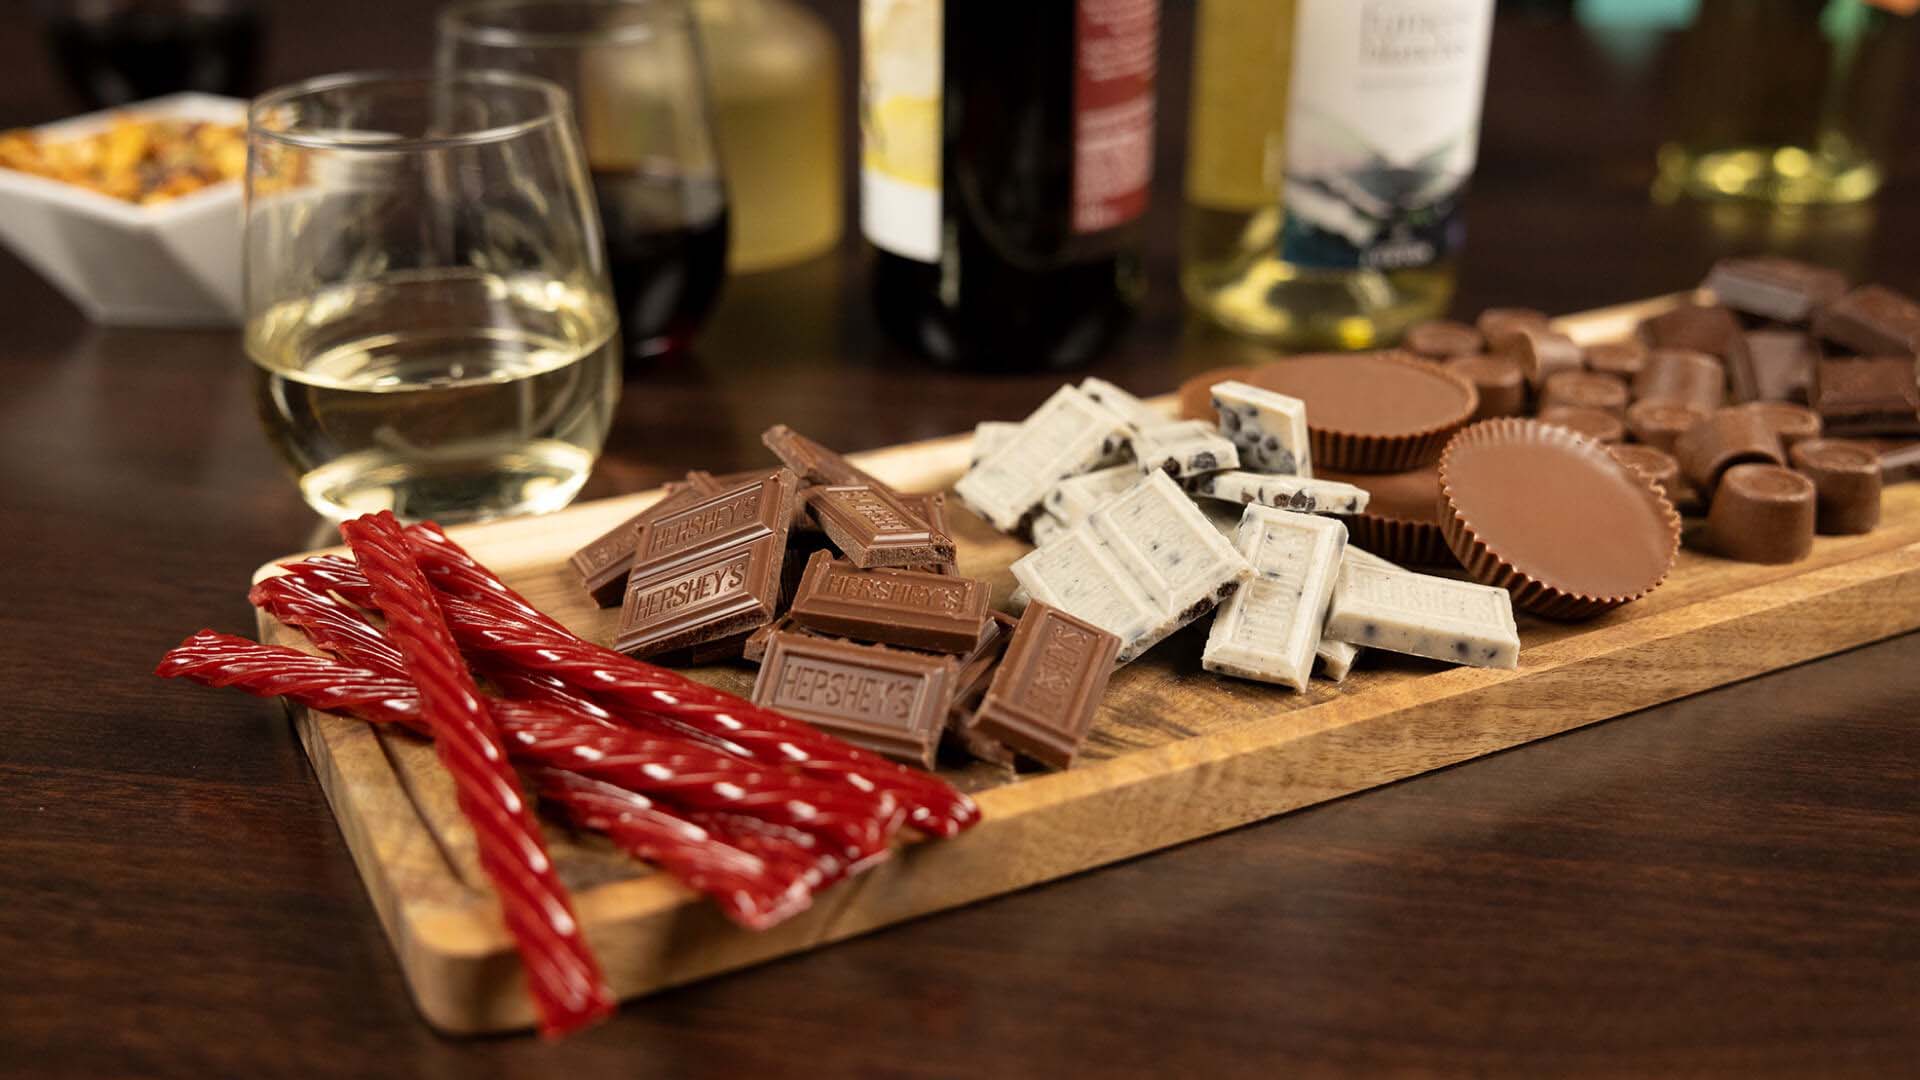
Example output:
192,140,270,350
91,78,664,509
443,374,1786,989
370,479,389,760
970,602,1120,770
752,632,957,767
788,550,992,653
806,484,955,568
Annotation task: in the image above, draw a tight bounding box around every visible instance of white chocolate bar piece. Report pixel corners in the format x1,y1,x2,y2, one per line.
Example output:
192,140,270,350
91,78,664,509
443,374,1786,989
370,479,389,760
1187,470,1369,515
1043,465,1142,527
1197,499,1241,540
1079,376,1171,431
1009,529,1163,655
1324,562,1520,669
1126,420,1239,481
1211,380,1313,477
1313,547,1405,681
956,386,1129,532
1203,505,1347,690
1031,512,1068,547
969,421,1021,466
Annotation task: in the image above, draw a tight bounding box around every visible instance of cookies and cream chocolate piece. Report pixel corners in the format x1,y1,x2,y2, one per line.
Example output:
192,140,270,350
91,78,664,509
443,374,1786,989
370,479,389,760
970,421,1021,466
1703,256,1847,324
1125,420,1239,480
1324,561,1520,669
1314,546,1406,681
955,385,1129,532
1043,465,1141,527
1186,470,1369,515
1009,530,1163,659
1031,512,1068,547
1209,379,1312,476
1079,376,1169,431
1203,506,1347,690
1813,284,1920,358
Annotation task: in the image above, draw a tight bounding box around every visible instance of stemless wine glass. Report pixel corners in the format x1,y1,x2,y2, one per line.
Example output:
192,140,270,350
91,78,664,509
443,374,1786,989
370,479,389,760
245,70,622,524
439,0,730,359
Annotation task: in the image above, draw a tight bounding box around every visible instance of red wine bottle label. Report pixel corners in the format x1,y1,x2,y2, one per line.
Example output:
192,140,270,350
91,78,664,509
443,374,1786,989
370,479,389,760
1072,0,1158,234
860,0,944,262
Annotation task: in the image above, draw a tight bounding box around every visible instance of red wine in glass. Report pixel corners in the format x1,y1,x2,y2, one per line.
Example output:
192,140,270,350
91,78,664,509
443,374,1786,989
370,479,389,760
589,167,728,360
41,1,260,108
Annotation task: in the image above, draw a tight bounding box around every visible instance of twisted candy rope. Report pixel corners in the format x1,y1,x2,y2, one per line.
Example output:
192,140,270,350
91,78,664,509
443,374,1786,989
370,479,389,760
338,512,612,1039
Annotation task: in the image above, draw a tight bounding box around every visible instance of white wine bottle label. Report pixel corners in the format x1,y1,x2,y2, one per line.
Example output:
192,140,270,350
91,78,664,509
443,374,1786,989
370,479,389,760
1278,0,1495,271
861,0,943,262
1072,0,1158,234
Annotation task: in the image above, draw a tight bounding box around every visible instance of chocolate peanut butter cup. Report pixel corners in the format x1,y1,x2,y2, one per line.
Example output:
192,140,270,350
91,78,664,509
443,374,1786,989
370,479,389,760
1318,465,1457,566
1439,419,1680,620
1250,351,1478,472
1607,443,1683,504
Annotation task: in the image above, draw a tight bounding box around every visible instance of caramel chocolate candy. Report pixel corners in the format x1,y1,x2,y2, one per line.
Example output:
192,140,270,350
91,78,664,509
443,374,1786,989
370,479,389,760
1633,348,1726,411
1404,318,1484,358
1702,255,1847,324
1445,353,1528,420
1476,306,1550,350
788,550,993,653
1706,465,1816,564
1737,401,1822,450
1789,439,1882,535
1809,356,1920,436
1539,370,1629,416
1674,407,1785,496
1584,340,1648,381
1625,399,1711,454
1641,303,1757,401
1499,326,1584,389
1813,284,1920,358
752,632,957,768
1744,328,1819,403
968,602,1120,770
1536,405,1625,444
1607,443,1682,504
806,484,955,569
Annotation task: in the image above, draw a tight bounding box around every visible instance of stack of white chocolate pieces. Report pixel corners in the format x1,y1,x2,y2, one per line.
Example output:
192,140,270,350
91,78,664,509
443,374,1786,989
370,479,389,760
956,377,1521,682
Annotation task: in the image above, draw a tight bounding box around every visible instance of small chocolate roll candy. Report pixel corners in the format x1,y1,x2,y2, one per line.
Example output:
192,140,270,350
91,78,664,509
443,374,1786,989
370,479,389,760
1445,353,1528,420
1476,307,1550,351
1788,439,1883,535
1737,401,1822,450
1625,399,1711,454
1585,340,1649,382
1404,319,1485,358
1707,464,1816,564
1674,406,1785,495
1537,405,1626,444
1499,326,1584,388
1540,370,1629,416
1633,348,1727,411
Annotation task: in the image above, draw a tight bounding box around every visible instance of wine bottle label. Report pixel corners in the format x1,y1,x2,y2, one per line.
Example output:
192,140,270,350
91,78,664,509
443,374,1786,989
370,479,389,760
1278,0,1495,271
1072,0,1157,234
860,0,944,262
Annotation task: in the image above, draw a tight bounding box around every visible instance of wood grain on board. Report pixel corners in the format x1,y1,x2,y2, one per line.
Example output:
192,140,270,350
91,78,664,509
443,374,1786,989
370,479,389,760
254,294,1920,1034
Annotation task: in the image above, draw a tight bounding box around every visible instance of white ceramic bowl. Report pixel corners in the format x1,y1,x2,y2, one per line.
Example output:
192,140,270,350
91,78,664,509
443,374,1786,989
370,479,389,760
0,92,247,327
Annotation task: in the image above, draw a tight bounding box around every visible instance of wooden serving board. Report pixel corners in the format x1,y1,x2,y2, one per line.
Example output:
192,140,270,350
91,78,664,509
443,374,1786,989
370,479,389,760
256,293,1920,1034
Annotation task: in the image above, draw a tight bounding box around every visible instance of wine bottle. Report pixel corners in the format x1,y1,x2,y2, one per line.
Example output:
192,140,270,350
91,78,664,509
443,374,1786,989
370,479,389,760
861,0,1159,370
1183,0,1494,351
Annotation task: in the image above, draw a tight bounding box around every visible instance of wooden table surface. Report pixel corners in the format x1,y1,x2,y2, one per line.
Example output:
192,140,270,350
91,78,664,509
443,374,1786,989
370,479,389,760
4,3,1918,1076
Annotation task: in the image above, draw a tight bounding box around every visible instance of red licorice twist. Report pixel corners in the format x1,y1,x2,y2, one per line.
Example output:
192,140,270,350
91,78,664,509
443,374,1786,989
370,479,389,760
339,512,612,1039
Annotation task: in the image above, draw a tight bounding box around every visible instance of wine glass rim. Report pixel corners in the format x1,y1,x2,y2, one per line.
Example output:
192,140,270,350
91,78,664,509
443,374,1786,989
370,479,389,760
438,0,687,49
248,69,572,151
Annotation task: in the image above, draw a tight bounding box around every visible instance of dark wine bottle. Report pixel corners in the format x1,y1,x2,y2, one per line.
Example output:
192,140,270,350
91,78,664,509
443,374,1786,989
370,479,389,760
860,0,1159,370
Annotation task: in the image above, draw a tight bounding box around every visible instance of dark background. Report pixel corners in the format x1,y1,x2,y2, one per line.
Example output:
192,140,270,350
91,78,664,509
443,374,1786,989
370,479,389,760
3,2,1919,1077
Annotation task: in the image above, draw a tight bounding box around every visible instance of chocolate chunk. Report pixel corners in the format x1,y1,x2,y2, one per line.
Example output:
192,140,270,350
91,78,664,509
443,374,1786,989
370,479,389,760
788,550,993,653
762,425,898,493
1476,307,1550,351
1674,407,1785,496
1703,256,1847,323
614,470,797,657
1498,326,1584,388
1641,304,1757,402
1625,399,1711,454
1743,329,1820,403
1813,285,1920,358
1809,356,1920,435
1537,405,1625,444
1404,318,1485,358
1706,465,1816,564
1789,439,1882,535
1737,401,1822,450
751,632,957,768
895,492,960,575
1633,348,1726,411
968,602,1120,770
1445,353,1528,420
806,484,955,569
1584,340,1649,381
1539,370,1629,416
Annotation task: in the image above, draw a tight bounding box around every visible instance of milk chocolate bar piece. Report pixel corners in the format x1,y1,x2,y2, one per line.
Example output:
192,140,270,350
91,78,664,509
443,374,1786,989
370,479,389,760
1744,329,1819,403
615,470,798,657
1813,284,1920,358
1809,357,1920,435
1203,505,1347,690
1324,561,1520,669
788,551,992,653
969,602,1120,770
570,481,697,608
895,492,959,574
970,421,1021,466
741,612,810,664
1079,376,1169,431
1186,470,1369,515
955,385,1129,532
762,425,897,493
805,484,954,569
946,612,1020,765
1125,420,1239,481
751,632,956,768
1642,303,1758,402
1210,380,1313,476
1043,465,1142,527
1703,256,1847,323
